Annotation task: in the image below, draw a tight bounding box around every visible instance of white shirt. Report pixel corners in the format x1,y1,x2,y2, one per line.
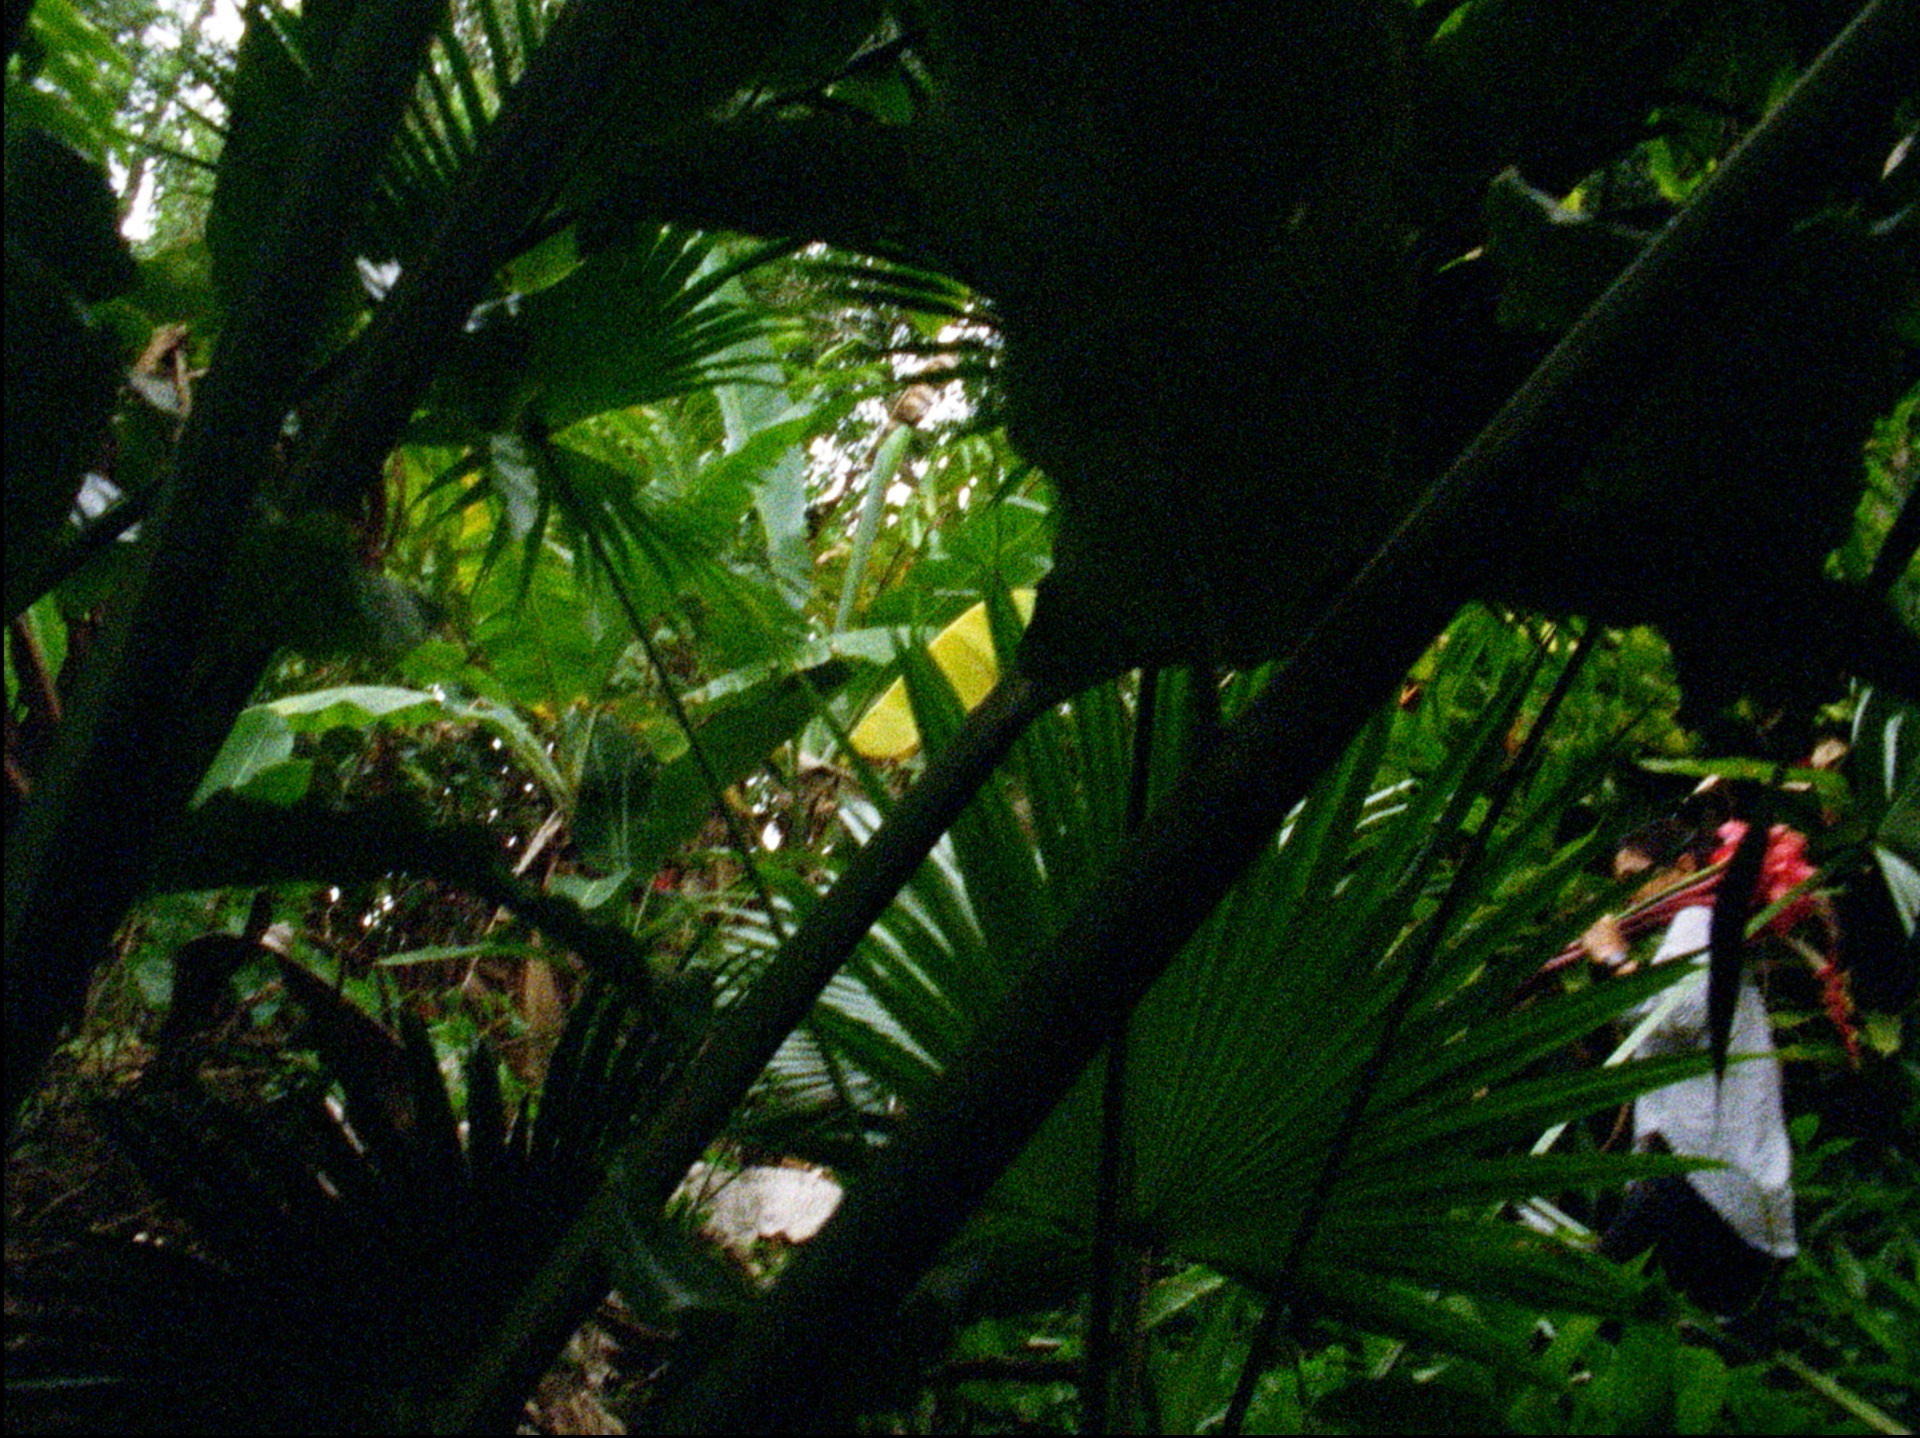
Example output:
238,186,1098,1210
1630,904,1798,1258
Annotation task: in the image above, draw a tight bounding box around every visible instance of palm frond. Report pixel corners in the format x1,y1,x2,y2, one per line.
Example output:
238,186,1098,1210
5,951,703,1433
772,609,1715,1369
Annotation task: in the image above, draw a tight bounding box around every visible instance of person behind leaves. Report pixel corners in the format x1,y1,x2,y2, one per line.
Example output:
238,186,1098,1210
1587,814,1827,1322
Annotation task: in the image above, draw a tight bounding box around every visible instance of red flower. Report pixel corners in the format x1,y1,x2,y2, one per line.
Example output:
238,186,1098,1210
1816,960,1863,1067
1711,821,1819,935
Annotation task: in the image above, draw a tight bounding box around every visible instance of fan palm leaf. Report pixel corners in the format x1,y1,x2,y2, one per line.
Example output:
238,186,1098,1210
757,607,1706,1383
6,955,707,1434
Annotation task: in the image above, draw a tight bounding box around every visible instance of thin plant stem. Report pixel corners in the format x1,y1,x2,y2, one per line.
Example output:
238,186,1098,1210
1086,666,1159,1433
573,515,790,946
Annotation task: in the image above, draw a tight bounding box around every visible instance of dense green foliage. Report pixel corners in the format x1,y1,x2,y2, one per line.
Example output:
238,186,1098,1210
5,0,1917,1432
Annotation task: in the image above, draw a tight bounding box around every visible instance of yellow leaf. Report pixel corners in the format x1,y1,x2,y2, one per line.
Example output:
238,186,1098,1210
849,591,1035,759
